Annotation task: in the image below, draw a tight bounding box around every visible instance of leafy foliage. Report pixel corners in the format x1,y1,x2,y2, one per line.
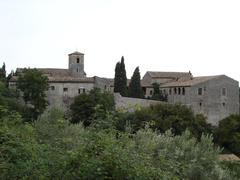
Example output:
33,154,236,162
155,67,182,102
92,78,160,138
214,114,240,156
128,66,144,98
115,103,213,139
0,63,6,83
17,68,49,121
0,106,47,179
70,88,115,126
151,82,168,101
113,62,121,93
0,81,23,113
113,56,127,96
220,161,240,179
0,106,237,179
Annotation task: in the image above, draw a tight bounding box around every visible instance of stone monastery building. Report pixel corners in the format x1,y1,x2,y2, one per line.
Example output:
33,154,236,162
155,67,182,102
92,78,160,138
10,51,239,125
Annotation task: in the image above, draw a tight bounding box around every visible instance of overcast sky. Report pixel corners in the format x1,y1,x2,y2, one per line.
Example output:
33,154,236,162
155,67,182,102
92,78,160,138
0,0,240,82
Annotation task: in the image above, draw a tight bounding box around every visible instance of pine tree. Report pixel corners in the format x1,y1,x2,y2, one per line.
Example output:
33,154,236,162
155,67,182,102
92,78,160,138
151,82,168,101
114,62,121,93
119,56,127,96
114,56,127,96
128,67,143,98
0,63,6,82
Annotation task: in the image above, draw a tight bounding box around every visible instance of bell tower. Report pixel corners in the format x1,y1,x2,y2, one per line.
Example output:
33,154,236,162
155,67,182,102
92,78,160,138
68,51,86,77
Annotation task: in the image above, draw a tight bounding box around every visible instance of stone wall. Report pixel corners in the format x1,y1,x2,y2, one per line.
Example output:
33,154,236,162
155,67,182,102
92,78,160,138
114,93,162,111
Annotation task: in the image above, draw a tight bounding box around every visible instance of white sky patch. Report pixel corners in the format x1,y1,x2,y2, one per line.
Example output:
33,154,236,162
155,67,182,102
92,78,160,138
0,0,239,82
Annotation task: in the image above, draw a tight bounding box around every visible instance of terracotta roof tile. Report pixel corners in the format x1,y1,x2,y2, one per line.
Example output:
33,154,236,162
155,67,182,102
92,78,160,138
147,71,192,78
161,75,222,87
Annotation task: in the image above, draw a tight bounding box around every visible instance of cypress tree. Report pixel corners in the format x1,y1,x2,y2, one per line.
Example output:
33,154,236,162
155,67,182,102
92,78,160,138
119,56,127,96
114,62,121,93
0,63,6,84
128,67,143,98
114,56,127,96
151,82,168,101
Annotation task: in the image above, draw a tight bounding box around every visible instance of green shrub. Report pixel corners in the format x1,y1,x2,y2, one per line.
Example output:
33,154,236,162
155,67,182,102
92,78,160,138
0,107,235,179
70,88,115,126
215,114,240,156
0,106,47,179
115,103,213,139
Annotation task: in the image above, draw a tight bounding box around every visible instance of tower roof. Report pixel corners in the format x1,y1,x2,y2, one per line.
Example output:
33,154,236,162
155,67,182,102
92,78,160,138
68,51,84,56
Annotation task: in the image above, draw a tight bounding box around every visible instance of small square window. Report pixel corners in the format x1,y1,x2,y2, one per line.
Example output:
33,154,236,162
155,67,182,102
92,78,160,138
51,86,55,90
182,87,185,95
222,88,226,96
178,87,181,95
63,88,68,92
198,88,202,95
150,90,153,95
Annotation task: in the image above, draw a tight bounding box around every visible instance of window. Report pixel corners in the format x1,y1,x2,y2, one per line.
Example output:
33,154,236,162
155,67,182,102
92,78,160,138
222,88,226,96
198,88,202,95
199,102,202,107
222,102,226,107
169,88,172,95
204,86,207,91
77,58,80,63
174,88,177,94
50,86,55,90
182,87,185,95
178,87,181,95
63,88,68,92
83,88,86,93
150,90,152,95
78,89,81,94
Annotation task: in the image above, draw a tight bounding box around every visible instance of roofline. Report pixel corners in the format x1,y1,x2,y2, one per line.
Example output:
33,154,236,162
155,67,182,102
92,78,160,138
48,80,94,83
68,51,84,56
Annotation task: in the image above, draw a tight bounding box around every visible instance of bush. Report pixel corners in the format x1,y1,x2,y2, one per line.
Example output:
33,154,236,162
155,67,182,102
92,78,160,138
115,103,213,139
70,88,115,126
0,107,236,179
220,161,240,179
214,114,240,156
0,106,47,179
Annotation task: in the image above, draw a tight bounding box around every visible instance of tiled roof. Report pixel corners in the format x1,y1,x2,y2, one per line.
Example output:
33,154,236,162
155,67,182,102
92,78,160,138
48,76,94,83
16,68,70,77
12,68,91,83
161,75,222,87
147,71,192,78
68,51,84,56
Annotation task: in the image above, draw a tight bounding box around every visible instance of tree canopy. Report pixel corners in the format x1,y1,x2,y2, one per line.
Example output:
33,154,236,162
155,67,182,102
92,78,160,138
151,82,168,101
70,88,115,126
214,114,240,156
0,63,6,84
17,68,49,120
114,56,127,96
128,66,144,98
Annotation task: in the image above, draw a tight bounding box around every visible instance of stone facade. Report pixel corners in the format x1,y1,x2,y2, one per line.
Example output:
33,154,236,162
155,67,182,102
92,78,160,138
114,93,162,112
10,52,239,125
142,72,239,125
10,51,113,107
